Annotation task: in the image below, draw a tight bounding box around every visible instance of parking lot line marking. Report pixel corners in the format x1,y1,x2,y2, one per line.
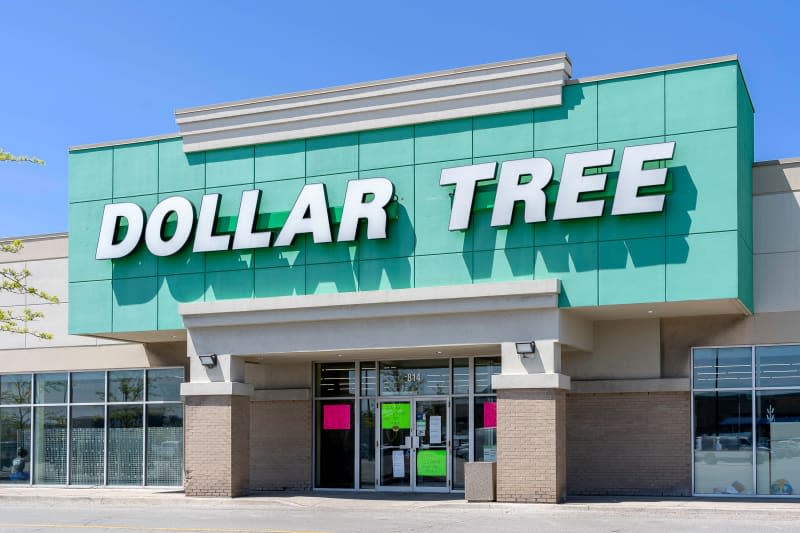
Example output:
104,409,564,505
0,524,328,533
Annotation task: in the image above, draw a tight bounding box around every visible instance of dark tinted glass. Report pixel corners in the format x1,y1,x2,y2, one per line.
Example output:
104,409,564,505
693,348,752,389
35,373,67,404
315,363,356,397
0,374,31,405
71,372,105,403
146,369,183,402
108,370,143,402
756,345,800,388
474,357,501,394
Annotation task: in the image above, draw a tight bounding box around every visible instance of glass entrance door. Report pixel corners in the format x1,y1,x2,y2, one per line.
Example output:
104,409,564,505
378,398,449,492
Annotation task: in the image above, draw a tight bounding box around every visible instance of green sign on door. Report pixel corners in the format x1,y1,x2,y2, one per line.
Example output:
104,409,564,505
416,449,446,477
381,403,410,430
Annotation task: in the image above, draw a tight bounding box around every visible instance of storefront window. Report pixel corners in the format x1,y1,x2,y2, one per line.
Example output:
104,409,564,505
757,345,800,389
474,396,497,462
108,405,143,485
146,404,183,486
379,360,449,396
35,373,67,404
360,364,376,397
316,363,356,398
70,405,104,485
693,391,753,494
452,397,469,489
71,372,104,403
0,406,30,483
0,368,183,486
474,357,500,394
146,369,183,402
359,399,375,488
693,344,800,496
693,347,752,389
452,359,469,395
315,399,355,488
314,357,502,492
756,391,800,495
108,370,143,403
33,406,67,484
0,374,31,405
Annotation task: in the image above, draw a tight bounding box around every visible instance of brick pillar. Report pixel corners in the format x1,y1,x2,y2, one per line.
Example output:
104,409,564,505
184,395,250,497
496,388,566,503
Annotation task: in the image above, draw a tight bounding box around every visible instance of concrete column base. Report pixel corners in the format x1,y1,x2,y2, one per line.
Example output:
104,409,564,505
184,395,251,497
496,388,566,503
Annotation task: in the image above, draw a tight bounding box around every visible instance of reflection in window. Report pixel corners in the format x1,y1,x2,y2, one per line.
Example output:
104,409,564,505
70,405,104,485
360,365,376,397
316,364,356,398
108,371,143,403
693,391,753,494
452,397,469,489
35,373,67,404
71,372,105,404
474,357,500,394
146,404,183,486
0,375,31,405
474,396,497,462
452,359,469,395
0,406,30,483
757,345,800,389
359,399,375,488
107,405,143,485
693,348,752,389
756,391,800,495
379,361,449,396
146,369,183,402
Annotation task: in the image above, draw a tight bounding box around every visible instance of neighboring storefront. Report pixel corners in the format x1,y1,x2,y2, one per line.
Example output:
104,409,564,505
1,52,796,501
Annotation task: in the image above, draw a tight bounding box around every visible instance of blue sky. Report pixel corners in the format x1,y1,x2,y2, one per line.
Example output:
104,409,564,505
1,0,797,237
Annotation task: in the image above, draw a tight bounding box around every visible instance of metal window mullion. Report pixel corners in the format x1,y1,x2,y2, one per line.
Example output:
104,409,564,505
311,363,317,490
690,347,696,495
29,401,34,486
752,345,757,495
354,361,360,490
468,357,474,463
65,373,71,486
103,370,108,487
142,369,147,486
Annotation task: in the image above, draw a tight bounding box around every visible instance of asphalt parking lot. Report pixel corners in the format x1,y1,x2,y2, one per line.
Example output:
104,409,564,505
0,489,799,532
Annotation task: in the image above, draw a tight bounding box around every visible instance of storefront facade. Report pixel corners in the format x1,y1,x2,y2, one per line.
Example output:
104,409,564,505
0,52,793,500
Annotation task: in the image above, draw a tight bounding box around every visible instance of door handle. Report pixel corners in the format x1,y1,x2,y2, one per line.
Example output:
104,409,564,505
412,436,420,448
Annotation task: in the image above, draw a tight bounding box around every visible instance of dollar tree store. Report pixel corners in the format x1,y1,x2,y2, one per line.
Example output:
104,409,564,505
3,53,800,501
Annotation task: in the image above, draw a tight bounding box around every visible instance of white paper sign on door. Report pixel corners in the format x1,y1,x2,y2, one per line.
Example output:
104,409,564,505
430,416,442,444
392,450,405,478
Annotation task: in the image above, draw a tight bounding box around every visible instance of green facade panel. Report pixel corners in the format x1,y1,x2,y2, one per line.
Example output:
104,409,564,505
597,73,665,143
67,59,755,334
112,142,158,198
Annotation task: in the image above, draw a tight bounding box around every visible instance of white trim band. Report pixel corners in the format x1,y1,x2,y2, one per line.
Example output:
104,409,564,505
180,381,254,397
175,53,572,153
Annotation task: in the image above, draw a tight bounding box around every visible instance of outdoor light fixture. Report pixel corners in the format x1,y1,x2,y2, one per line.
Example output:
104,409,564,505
515,342,536,357
198,354,218,368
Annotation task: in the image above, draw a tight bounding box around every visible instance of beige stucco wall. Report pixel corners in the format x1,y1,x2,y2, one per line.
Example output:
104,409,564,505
753,159,800,313
0,234,184,373
563,319,660,380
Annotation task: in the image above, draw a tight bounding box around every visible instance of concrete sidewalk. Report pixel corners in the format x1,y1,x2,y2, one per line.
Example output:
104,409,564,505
1,487,800,515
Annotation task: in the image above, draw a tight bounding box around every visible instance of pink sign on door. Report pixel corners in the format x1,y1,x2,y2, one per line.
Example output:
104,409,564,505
323,404,351,430
483,402,497,428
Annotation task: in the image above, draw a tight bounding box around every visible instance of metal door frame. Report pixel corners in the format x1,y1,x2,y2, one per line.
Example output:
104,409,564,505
376,397,450,493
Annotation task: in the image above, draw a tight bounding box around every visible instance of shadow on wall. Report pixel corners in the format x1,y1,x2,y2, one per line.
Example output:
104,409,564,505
462,164,695,305
110,154,696,319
